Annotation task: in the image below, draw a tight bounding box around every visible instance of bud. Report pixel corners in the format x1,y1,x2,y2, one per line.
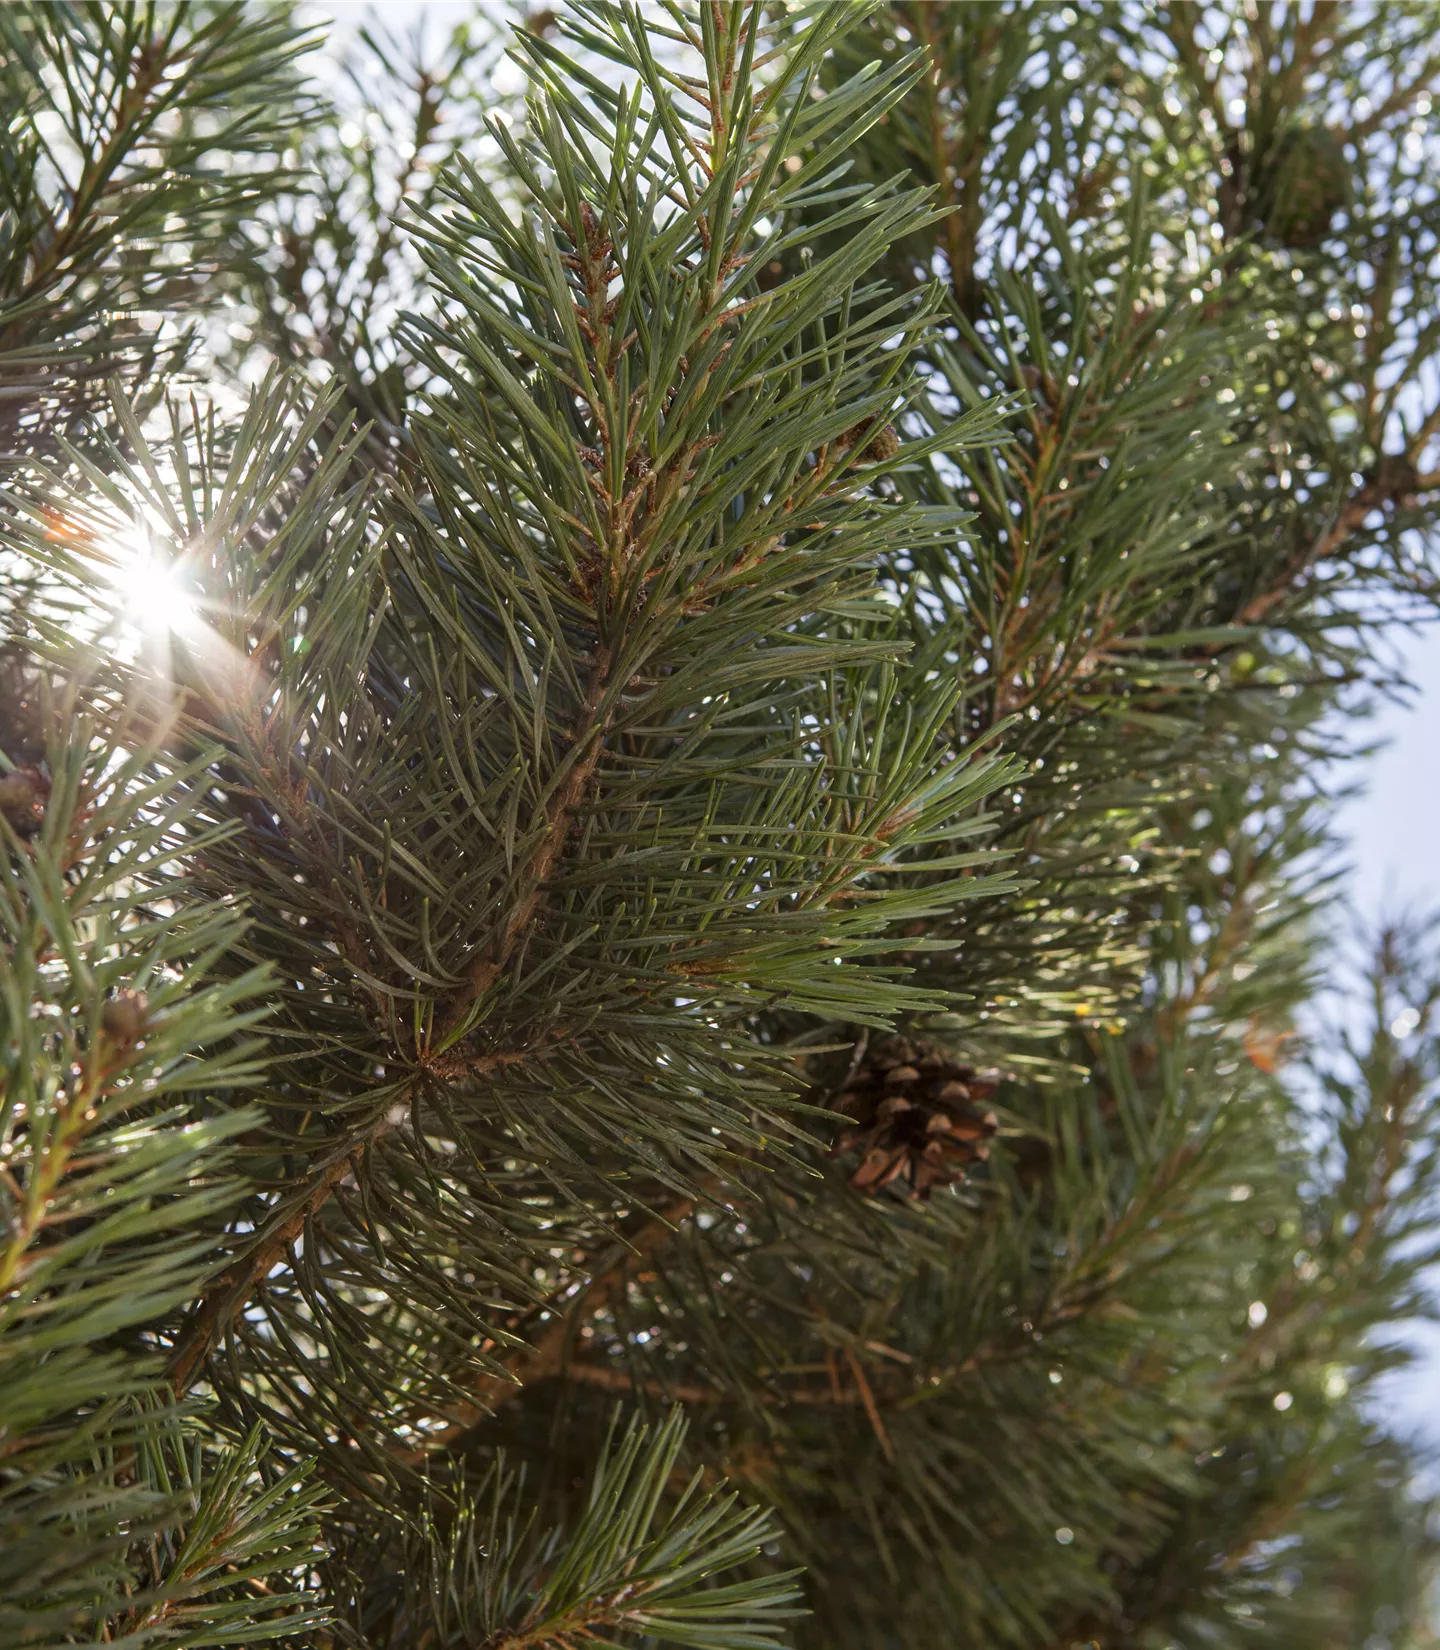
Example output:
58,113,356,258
0,767,47,837
836,420,900,463
101,989,151,1048
1261,124,1352,249
862,424,900,463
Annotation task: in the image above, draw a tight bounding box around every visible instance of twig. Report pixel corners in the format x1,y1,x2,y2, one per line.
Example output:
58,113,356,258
442,643,614,1035
843,1343,895,1463
167,1111,398,1395
166,1042,543,1395
394,1191,704,1457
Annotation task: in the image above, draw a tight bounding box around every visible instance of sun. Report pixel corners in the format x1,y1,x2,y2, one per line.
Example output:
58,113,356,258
98,518,219,683
107,524,203,642
95,517,253,715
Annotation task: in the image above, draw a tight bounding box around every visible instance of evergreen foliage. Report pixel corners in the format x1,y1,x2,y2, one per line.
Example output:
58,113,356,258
4,3,1440,1646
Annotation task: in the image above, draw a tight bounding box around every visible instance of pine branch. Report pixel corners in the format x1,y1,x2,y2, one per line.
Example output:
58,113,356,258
168,1039,550,1396
0,3,313,455
1235,465,1431,628
11,2,1440,1644
396,1410,801,1650
138,0,1008,1428
0,697,320,1643
443,642,614,1035
400,1186,707,1455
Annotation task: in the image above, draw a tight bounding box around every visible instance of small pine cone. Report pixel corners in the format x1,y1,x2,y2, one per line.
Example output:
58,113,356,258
1373,453,1421,509
836,420,900,463
832,1037,999,1199
862,424,900,463
101,989,151,1048
0,766,48,837
1261,124,1351,248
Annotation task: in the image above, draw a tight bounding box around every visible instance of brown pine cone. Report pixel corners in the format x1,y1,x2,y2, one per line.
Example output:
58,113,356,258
832,1037,999,1199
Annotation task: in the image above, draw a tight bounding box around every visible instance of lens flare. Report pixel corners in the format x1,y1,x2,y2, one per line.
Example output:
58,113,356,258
108,525,202,644
98,520,250,718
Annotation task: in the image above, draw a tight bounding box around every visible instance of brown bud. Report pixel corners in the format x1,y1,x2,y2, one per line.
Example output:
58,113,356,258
836,420,901,463
578,201,608,257
862,424,900,463
101,989,151,1048
1374,453,1421,508
0,767,47,837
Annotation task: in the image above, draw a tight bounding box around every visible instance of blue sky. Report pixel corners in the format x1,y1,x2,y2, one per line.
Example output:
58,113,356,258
1338,624,1440,1448
1342,627,1440,921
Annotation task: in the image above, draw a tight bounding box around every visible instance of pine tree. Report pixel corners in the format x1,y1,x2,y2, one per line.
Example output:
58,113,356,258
5,3,1440,1647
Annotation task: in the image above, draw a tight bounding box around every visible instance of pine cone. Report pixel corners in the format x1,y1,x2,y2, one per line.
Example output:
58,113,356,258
101,989,151,1048
0,766,48,837
836,420,900,464
832,1037,999,1198
1260,124,1352,248
1372,452,1421,509
861,423,900,463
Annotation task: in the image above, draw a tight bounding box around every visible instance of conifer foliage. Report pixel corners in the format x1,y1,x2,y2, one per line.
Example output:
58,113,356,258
4,3,1440,1646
